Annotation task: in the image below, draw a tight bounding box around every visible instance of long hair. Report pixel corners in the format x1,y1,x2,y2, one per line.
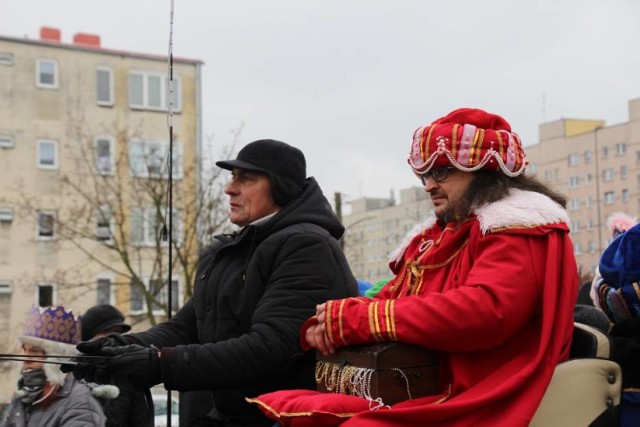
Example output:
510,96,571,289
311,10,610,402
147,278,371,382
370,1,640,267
455,171,567,218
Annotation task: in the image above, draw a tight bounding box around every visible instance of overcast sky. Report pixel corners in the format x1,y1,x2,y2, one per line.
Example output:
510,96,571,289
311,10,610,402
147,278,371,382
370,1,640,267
4,0,640,208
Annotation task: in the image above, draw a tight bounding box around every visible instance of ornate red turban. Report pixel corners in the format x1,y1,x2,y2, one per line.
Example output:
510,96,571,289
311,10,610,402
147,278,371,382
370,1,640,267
408,107,527,177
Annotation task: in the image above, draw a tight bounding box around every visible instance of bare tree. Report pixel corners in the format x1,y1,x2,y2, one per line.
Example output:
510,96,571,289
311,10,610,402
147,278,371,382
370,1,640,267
4,118,242,326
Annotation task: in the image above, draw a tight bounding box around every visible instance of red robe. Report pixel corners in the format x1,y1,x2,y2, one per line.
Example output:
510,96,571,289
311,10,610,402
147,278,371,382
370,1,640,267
249,190,578,427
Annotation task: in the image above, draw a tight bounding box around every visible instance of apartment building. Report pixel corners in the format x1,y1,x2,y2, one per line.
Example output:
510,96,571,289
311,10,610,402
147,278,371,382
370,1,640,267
526,98,640,274
342,187,432,284
0,27,202,401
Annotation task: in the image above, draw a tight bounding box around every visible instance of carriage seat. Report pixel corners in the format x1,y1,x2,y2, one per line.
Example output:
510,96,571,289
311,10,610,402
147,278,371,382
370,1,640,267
530,322,621,427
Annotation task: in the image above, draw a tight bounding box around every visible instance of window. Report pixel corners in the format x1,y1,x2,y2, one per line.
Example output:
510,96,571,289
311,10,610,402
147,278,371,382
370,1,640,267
571,220,580,233
130,278,180,315
0,53,13,66
0,207,13,223
0,281,12,294
568,154,578,166
544,170,553,182
0,135,14,148
130,281,144,313
37,211,55,240
129,139,182,178
621,165,628,180
616,143,627,156
128,71,181,112
585,173,592,185
622,189,629,203
96,67,114,106
149,278,180,314
585,196,592,208
587,219,594,230
36,59,58,89
96,206,113,242
574,242,582,255
588,241,596,253
584,150,592,164
603,168,614,182
95,136,114,174
555,168,561,181
569,198,581,211
604,191,615,205
130,207,182,246
602,146,609,159
569,176,579,188
96,277,112,305
37,139,58,169
37,282,56,307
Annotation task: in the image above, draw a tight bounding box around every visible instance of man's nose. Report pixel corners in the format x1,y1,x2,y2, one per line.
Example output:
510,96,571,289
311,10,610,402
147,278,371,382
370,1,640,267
423,178,438,191
224,180,237,195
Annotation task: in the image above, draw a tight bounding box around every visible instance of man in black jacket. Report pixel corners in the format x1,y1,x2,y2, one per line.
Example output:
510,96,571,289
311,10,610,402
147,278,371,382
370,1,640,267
75,139,359,426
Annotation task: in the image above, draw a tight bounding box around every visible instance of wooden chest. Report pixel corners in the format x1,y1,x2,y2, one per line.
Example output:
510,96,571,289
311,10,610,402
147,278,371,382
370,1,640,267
316,342,440,406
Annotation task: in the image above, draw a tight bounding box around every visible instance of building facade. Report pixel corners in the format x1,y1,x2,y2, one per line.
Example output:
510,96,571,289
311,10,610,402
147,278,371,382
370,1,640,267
0,27,202,401
342,187,432,284
526,98,640,275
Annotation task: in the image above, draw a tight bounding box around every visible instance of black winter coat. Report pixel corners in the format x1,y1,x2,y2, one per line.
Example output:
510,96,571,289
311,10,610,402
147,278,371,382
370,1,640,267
130,177,358,423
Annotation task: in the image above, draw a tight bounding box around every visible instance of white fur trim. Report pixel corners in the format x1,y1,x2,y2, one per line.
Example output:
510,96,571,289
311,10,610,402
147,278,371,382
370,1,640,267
474,189,569,234
91,384,120,400
388,190,568,264
18,336,77,387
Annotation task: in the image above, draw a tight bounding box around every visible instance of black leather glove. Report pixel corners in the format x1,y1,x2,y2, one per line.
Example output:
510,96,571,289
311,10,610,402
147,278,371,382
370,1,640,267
76,332,131,354
101,344,162,390
64,333,131,383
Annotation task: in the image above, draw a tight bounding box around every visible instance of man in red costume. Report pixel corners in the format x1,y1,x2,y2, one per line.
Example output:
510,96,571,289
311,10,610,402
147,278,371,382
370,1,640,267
248,108,579,427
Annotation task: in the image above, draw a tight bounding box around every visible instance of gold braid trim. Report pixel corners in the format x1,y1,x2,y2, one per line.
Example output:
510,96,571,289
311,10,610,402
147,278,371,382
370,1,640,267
451,124,459,159
325,300,334,345
383,299,392,341
368,302,382,342
413,238,469,270
431,383,452,405
337,299,347,346
245,397,360,419
473,129,485,164
487,223,561,233
422,125,436,162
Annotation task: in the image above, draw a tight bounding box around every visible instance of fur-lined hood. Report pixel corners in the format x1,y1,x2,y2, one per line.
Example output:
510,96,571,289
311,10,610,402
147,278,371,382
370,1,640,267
389,189,569,264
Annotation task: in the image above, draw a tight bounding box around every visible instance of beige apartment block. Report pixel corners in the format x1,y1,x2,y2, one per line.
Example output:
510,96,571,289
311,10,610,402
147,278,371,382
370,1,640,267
526,98,640,277
0,27,202,401
342,187,432,284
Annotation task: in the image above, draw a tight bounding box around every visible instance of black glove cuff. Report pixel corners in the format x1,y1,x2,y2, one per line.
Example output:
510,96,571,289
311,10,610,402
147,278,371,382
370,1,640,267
159,347,178,389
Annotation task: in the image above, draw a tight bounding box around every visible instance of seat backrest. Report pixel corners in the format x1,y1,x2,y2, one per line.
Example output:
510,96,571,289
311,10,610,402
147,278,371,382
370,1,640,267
570,322,612,359
530,322,621,427
530,359,621,426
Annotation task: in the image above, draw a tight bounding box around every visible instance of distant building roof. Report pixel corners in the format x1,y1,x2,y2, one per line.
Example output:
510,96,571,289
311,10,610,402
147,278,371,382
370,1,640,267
0,26,203,65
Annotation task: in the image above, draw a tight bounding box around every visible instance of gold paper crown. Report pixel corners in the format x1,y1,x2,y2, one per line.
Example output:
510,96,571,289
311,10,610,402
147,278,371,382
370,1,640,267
22,305,80,345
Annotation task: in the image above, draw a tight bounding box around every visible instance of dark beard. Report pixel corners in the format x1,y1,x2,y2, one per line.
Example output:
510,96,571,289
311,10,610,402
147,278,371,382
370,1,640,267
435,198,467,224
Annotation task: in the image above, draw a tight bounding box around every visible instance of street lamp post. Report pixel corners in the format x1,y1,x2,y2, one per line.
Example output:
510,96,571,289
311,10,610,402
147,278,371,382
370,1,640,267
594,126,603,254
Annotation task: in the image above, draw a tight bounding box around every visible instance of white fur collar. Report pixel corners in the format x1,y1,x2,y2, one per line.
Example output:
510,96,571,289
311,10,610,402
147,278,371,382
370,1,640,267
389,189,568,265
